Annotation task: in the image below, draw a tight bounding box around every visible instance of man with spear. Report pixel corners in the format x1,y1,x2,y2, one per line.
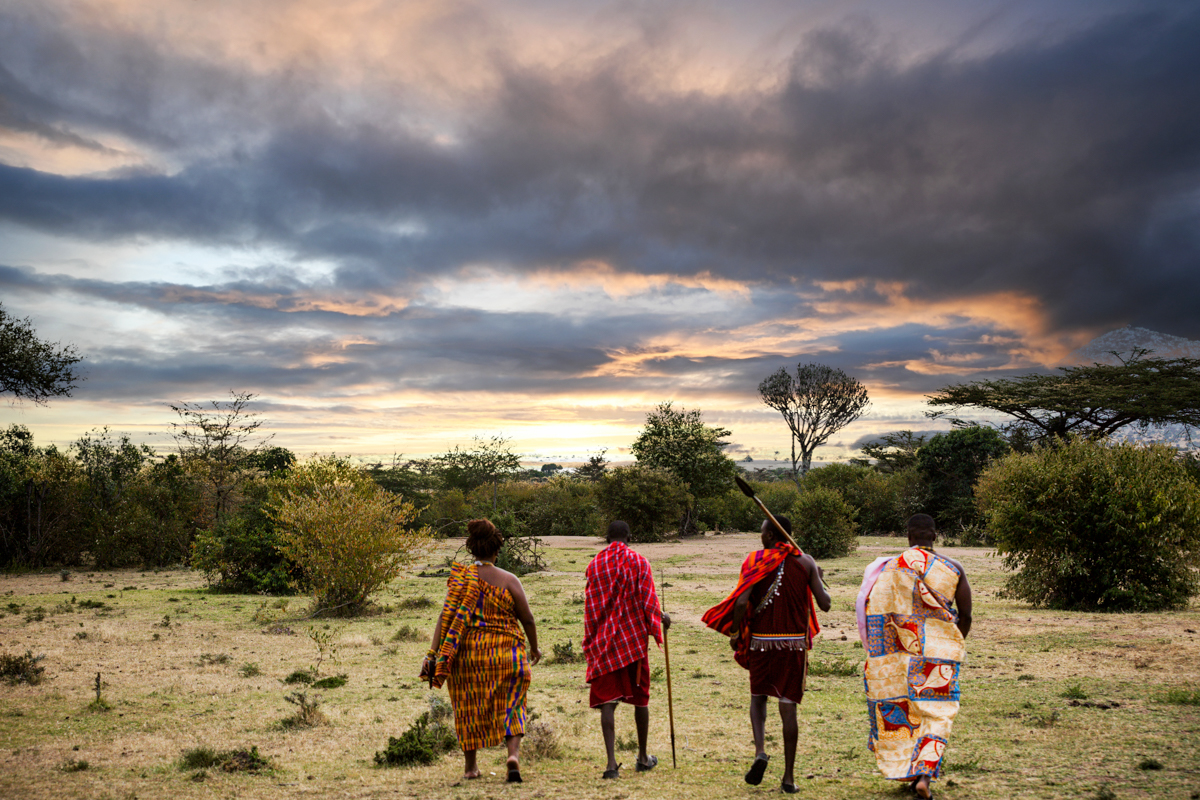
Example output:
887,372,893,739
582,520,672,779
703,489,831,794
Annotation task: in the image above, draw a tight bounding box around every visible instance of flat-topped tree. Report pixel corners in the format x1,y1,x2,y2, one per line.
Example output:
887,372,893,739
926,350,1200,444
758,363,870,485
0,303,82,404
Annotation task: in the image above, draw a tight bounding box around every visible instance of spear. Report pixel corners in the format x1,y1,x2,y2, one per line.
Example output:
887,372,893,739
734,474,822,690
734,475,800,549
661,567,677,768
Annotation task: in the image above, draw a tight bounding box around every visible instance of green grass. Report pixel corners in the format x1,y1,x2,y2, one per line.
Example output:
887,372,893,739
1161,687,1200,705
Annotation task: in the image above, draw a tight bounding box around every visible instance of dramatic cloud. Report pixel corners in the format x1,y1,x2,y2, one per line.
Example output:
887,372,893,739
1,0,1197,459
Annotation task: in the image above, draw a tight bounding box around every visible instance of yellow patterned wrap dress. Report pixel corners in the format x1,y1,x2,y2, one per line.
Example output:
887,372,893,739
431,563,531,751
862,547,965,782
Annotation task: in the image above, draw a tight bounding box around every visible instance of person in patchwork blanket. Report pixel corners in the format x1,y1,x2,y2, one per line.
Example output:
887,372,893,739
857,513,973,800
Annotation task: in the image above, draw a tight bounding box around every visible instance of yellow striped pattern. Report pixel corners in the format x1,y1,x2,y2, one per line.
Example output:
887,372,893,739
447,581,531,751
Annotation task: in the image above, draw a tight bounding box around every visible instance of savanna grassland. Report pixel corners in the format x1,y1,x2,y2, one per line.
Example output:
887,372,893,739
2,534,1199,800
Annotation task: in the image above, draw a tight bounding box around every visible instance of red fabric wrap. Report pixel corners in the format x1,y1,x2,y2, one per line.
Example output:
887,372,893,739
583,541,663,683
702,542,822,669
588,655,651,708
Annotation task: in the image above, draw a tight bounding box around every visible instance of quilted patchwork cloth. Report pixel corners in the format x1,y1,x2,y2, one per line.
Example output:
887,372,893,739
861,547,965,781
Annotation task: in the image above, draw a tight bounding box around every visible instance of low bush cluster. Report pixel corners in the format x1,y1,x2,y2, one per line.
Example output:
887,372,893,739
789,486,857,558
0,650,45,685
179,745,273,773
977,438,1200,611
375,697,458,767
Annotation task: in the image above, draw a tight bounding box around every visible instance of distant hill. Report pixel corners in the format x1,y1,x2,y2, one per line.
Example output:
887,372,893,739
1070,325,1200,365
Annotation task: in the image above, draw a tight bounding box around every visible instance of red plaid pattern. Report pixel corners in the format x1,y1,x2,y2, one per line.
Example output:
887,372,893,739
583,541,663,683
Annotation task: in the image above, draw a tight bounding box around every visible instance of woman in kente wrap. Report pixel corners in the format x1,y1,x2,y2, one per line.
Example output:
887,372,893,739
703,515,831,794
421,519,542,783
856,513,972,800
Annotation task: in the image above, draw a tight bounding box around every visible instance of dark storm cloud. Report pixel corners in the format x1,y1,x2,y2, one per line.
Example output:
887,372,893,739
0,2,1196,337
2,0,1200,422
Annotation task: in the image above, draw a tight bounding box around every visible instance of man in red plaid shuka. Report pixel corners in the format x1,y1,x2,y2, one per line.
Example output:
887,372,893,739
583,520,671,779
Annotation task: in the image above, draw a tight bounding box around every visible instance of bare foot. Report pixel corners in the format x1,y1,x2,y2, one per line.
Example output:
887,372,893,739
464,769,481,780
914,776,932,799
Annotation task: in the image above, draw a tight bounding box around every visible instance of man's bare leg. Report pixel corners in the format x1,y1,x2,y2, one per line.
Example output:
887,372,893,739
600,702,619,771
634,705,652,766
463,749,480,779
749,694,769,757
744,695,771,785
779,701,798,786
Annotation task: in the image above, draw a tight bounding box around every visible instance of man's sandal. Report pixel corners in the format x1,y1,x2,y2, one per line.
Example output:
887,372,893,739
781,781,799,794
745,754,770,785
602,764,621,779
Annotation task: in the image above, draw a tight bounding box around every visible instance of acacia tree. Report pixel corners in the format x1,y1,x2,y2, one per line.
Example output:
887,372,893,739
434,435,521,509
630,402,738,532
851,430,928,474
759,363,870,484
0,302,83,404
170,391,271,523
574,449,609,482
926,351,1200,444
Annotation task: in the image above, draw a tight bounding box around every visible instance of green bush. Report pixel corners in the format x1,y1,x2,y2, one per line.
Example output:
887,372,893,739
0,650,45,685
917,426,1010,531
977,438,1200,611
421,487,468,537
788,485,857,558
272,458,434,613
191,479,300,594
374,709,458,767
509,476,602,537
802,463,928,536
596,466,691,541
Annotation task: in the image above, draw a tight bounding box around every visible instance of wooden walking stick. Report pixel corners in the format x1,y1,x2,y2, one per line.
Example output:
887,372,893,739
661,569,677,768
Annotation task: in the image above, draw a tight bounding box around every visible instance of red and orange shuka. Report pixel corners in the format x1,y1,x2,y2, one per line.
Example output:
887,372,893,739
702,541,822,668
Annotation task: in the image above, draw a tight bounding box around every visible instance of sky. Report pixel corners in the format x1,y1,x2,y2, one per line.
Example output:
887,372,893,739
1,0,1199,464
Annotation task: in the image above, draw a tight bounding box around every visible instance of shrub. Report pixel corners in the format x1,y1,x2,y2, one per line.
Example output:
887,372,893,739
0,650,45,685
547,640,583,664
524,720,562,760
191,516,299,595
788,486,857,558
179,745,273,773
507,476,602,537
281,692,325,728
272,459,433,614
917,426,1010,530
595,466,691,541
374,708,458,767
977,438,1200,611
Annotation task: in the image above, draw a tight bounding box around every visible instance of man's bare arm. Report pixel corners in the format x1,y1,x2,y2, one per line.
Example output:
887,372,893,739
805,555,832,612
954,570,972,639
